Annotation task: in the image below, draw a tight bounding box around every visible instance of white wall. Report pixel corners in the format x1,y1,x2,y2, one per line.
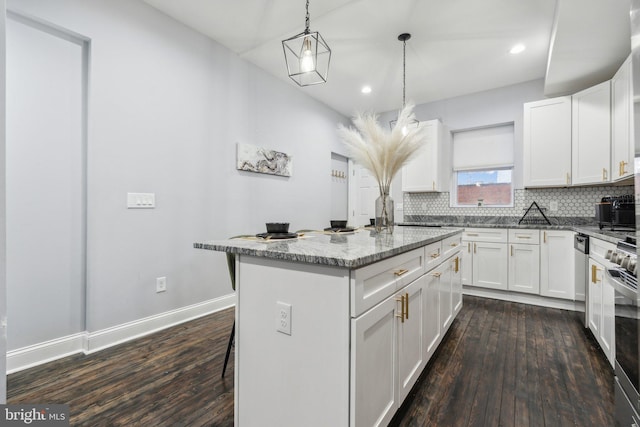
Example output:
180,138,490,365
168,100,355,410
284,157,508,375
7,0,348,338
381,79,546,190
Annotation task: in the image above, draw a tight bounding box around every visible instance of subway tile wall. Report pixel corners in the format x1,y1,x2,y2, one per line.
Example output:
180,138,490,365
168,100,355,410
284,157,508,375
403,185,634,218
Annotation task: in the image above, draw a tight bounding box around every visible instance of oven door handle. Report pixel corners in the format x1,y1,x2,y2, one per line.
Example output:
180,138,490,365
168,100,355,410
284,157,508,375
606,268,637,300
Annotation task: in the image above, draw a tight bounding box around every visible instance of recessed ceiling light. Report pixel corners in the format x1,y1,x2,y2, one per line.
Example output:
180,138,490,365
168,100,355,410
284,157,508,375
361,85,372,94
510,44,526,54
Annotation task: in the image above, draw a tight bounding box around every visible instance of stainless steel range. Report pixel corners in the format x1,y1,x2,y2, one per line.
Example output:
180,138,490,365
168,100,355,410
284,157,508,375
611,236,639,426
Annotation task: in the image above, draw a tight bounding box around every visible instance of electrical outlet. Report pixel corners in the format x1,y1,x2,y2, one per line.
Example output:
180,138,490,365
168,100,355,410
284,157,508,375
276,301,292,335
156,276,167,293
549,200,558,212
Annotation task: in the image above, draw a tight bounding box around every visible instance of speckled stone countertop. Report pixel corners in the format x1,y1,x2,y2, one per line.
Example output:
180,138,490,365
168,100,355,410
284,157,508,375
399,215,636,245
194,227,463,268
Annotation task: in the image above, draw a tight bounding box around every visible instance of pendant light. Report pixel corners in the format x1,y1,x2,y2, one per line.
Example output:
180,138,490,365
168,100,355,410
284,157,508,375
282,0,331,87
390,33,419,134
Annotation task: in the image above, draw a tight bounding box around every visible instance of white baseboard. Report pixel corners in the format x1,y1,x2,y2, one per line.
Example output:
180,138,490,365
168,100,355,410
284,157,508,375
7,293,235,374
464,286,585,312
7,333,86,374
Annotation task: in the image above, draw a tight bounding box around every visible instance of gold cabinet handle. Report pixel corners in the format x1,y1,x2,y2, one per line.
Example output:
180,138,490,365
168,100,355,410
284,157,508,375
602,168,607,181
394,269,409,276
566,172,570,185
621,160,628,176
467,242,471,253
430,250,440,259
432,181,435,191
450,242,459,247
431,271,442,278
395,294,405,323
454,257,459,273
404,292,409,320
511,245,514,256
515,235,531,239
543,231,546,243
591,264,602,283
466,233,479,237
474,243,477,254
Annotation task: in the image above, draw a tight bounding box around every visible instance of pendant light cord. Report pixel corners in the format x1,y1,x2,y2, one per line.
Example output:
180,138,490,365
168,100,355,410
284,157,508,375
305,0,310,34
402,38,407,108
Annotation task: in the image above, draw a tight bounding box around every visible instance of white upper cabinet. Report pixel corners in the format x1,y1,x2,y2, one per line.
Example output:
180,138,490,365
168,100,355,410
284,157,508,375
571,81,612,185
611,55,633,181
402,119,449,192
523,97,572,187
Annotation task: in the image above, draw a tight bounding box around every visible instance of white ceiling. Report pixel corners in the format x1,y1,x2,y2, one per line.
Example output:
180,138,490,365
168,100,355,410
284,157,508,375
143,0,631,117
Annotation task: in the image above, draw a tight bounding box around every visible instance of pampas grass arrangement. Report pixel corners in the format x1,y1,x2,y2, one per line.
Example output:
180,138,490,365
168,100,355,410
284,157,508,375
337,104,427,231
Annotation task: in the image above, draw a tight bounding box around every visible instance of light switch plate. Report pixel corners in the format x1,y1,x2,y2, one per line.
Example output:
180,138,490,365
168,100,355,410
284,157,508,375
127,192,155,209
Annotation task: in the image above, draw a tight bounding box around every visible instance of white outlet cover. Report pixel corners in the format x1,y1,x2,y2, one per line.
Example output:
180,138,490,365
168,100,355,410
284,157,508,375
276,301,291,335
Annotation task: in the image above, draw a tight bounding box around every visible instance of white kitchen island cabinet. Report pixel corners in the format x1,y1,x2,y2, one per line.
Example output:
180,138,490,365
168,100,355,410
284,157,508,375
195,227,463,427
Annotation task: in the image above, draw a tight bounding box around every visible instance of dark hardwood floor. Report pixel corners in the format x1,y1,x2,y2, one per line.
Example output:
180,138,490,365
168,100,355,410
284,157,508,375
8,296,614,426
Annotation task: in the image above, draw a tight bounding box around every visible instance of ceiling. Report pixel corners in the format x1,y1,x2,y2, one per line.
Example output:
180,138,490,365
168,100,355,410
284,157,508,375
142,0,631,117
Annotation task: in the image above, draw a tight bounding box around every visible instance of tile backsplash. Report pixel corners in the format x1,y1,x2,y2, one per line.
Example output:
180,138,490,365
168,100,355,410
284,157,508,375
403,185,634,218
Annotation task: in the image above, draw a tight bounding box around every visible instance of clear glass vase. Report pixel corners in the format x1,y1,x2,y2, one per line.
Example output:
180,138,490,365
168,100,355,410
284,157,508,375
375,192,394,233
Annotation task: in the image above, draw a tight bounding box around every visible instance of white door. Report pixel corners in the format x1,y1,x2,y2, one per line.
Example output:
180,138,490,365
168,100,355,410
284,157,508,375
7,14,87,352
397,278,425,402
472,242,508,290
350,163,378,228
351,296,398,427
330,152,349,221
0,1,6,404
508,243,540,294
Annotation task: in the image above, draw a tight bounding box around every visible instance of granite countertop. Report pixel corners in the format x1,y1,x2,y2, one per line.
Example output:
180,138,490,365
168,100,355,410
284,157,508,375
194,227,463,268
399,217,636,245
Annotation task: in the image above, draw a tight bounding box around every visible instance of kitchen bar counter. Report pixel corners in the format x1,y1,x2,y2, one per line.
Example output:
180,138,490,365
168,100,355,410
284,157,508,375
194,226,463,268
195,227,463,426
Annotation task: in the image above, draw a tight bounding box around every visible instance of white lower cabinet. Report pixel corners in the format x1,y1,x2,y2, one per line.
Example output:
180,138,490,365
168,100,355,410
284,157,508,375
508,243,540,294
472,241,508,290
588,257,615,366
540,230,576,299
351,250,461,427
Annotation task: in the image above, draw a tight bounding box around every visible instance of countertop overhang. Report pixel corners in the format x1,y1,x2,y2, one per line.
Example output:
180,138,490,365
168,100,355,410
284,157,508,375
194,227,463,269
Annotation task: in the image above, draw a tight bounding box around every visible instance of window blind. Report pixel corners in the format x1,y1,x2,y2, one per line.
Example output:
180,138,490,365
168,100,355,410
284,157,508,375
452,123,514,171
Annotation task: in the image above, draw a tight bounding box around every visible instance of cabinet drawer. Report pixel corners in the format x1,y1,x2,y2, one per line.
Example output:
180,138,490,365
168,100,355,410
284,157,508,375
463,228,508,243
441,233,462,259
424,241,442,272
508,229,540,244
351,248,425,317
589,237,617,266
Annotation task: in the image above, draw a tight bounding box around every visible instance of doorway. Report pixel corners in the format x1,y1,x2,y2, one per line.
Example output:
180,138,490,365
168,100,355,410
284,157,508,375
6,12,88,359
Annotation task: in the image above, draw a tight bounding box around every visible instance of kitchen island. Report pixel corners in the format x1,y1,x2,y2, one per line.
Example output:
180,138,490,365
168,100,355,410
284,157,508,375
195,226,464,427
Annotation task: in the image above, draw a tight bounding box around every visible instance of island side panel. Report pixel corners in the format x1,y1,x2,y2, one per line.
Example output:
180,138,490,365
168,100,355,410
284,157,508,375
236,255,351,427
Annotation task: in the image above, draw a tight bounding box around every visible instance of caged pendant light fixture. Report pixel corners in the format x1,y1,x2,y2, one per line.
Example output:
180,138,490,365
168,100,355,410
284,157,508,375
282,0,331,87
390,33,419,134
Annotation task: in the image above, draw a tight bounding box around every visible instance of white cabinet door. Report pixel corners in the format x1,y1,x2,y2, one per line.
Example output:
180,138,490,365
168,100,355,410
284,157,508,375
472,242,508,290
397,278,426,402
523,97,572,187
436,262,453,332
460,241,473,285
451,254,463,315
540,230,576,300
423,269,441,359
611,55,633,181
351,296,398,427
401,120,449,192
508,243,540,294
572,81,611,185
588,258,604,338
601,274,615,365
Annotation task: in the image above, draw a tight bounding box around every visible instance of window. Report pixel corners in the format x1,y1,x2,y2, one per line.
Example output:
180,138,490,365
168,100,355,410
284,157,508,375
451,124,514,207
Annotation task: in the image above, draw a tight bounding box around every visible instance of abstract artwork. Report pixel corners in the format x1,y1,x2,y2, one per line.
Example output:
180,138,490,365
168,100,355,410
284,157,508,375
236,143,293,177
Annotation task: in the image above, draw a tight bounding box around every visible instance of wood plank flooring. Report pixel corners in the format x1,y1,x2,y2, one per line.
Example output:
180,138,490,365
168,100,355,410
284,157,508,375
8,296,614,426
